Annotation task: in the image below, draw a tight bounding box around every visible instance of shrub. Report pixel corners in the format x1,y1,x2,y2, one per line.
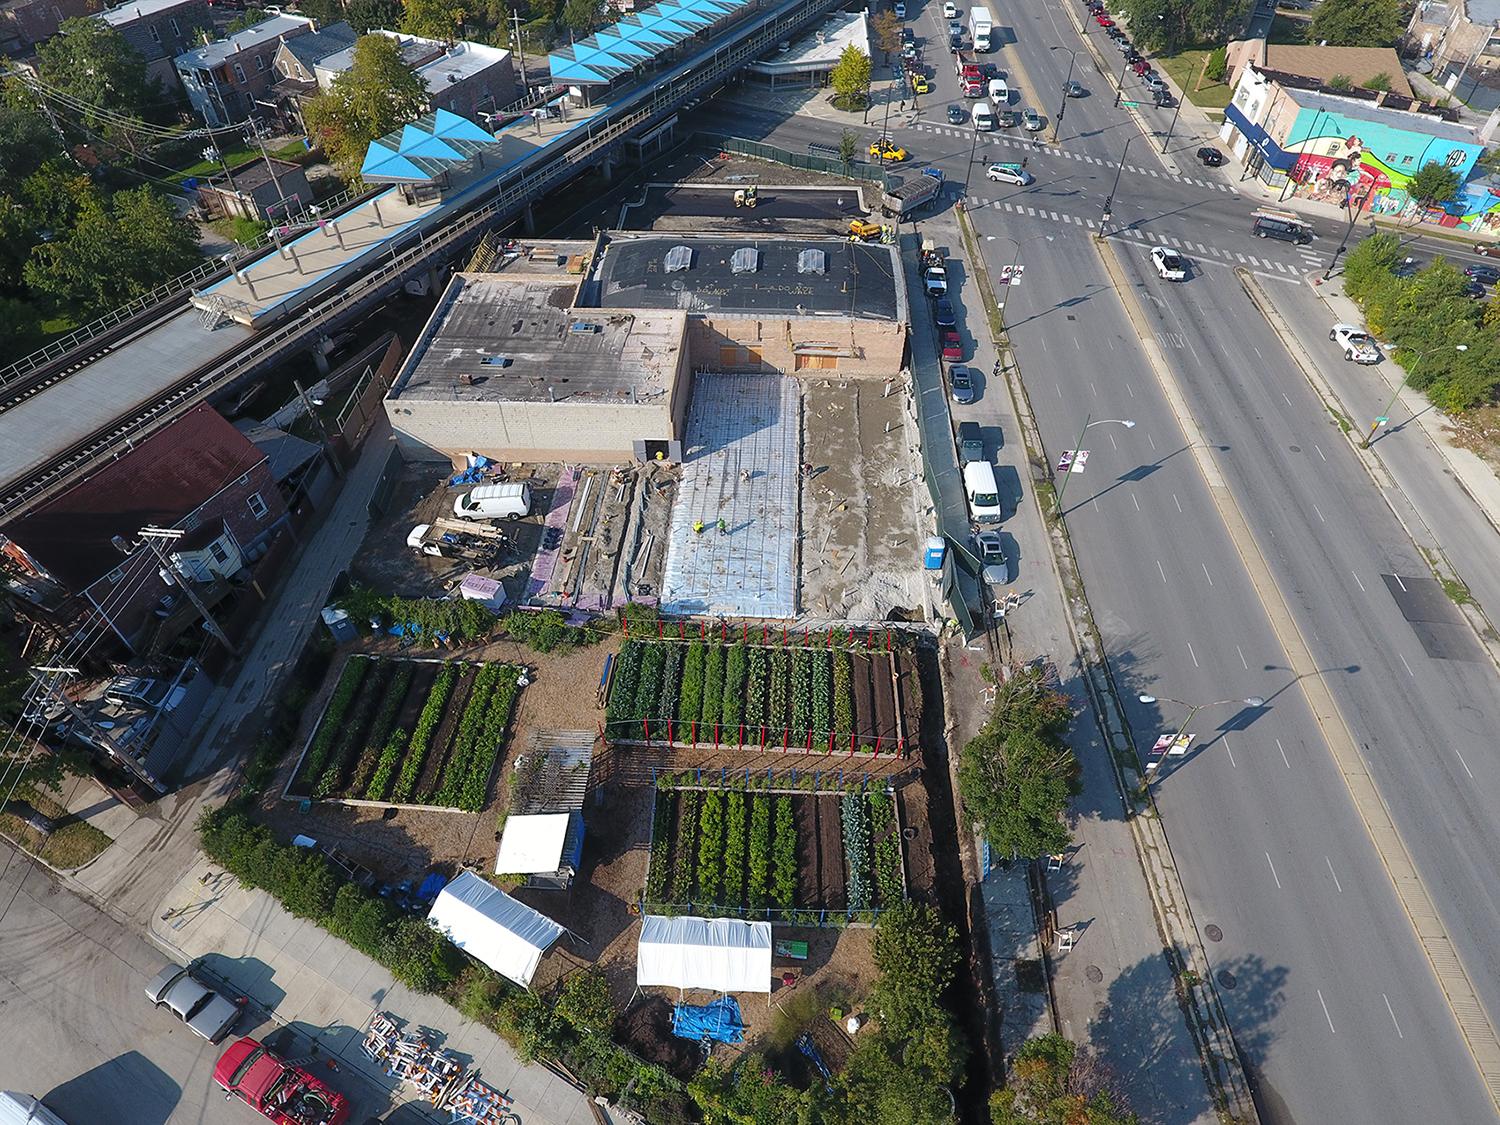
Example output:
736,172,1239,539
870,793,904,905
748,795,771,910
555,967,616,1038
339,587,495,642
633,643,667,729
697,791,724,904
1204,45,1227,82
723,791,747,907
701,644,725,729
659,643,684,732
457,670,522,811
503,607,588,652
671,790,700,900
329,882,397,957
768,648,789,730
722,643,747,729
458,968,507,1024
381,915,460,993
349,661,413,797
302,656,369,787
772,796,797,908
811,650,832,742
314,659,388,797
391,663,458,803
679,642,705,727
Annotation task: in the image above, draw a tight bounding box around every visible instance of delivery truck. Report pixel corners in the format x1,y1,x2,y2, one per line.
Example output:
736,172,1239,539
969,5,992,51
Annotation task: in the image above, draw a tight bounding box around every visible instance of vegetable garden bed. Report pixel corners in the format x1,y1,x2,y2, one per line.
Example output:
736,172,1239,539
284,654,527,812
604,633,911,755
641,782,908,926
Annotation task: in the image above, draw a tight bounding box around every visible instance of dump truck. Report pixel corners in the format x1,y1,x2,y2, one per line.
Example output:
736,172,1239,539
881,166,944,218
848,218,884,241
214,1038,350,1125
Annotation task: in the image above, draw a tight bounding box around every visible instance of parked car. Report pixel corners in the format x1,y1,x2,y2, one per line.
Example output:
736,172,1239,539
1132,58,1151,76
1106,26,1125,40
145,964,241,1043
1021,107,1043,131
1144,74,1167,93
976,530,1010,584
949,364,976,404
894,1,906,17
1474,242,1500,258
947,104,967,123
943,0,957,16
912,74,930,94
1095,13,1114,25
1197,147,1225,167
1464,263,1500,285
1150,245,1187,281
941,330,964,361
1330,324,1381,364
933,298,957,327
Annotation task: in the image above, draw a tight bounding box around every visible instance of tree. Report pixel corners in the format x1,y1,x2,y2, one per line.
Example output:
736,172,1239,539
1341,231,1402,301
830,44,872,110
1366,71,1392,91
0,90,63,184
302,33,429,175
1326,73,1353,90
871,10,902,60
1308,0,1403,47
225,7,269,33
839,128,859,167
1203,45,1227,82
293,0,346,22
1408,161,1462,209
1116,0,1251,54
871,903,960,1034
553,968,615,1038
346,0,403,33
561,0,604,37
401,0,467,40
36,18,156,129
990,1034,1138,1125
23,185,201,317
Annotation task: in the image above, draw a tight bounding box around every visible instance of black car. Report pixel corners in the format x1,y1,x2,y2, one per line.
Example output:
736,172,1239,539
934,298,957,328
949,365,976,404
1464,264,1500,285
947,104,966,124
1197,147,1225,167
1462,280,1487,298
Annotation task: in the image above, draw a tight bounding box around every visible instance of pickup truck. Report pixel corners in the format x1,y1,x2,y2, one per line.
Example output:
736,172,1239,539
923,263,948,298
882,167,943,218
214,1038,350,1125
1330,323,1380,365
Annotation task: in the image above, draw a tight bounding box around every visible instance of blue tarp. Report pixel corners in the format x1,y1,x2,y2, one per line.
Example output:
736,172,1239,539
671,997,744,1043
448,454,495,487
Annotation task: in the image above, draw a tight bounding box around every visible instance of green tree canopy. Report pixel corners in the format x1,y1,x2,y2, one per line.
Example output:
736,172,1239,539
303,33,429,174
990,1034,1138,1125
23,185,201,318
1116,0,1251,53
0,88,63,183
561,0,604,37
400,0,468,40
1408,161,1462,207
225,6,269,33
553,968,615,1039
871,10,902,59
347,0,404,33
830,44,872,107
36,18,156,128
1307,0,1404,46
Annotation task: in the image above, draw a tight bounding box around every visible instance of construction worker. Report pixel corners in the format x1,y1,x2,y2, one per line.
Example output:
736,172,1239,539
718,518,728,535
693,520,705,534
740,468,752,482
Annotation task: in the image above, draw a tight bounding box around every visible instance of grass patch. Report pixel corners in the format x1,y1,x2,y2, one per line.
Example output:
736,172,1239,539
167,142,259,186
0,785,112,870
209,216,270,245
1156,50,1232,112
1441,576,1474,606
38,315,79,336
272,139,310,161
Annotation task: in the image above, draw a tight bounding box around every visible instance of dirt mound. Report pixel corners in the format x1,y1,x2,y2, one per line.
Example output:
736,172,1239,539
615,996,705,1081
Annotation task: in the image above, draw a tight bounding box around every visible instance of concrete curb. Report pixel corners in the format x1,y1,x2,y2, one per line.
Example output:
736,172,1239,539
1096,236,1500,1113
957,208,1255,1122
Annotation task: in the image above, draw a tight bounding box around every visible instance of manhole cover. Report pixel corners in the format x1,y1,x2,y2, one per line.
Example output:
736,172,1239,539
1217,970,1237,990
1204,924,1223,942
1085,965,1103,983
1288,444,1301,453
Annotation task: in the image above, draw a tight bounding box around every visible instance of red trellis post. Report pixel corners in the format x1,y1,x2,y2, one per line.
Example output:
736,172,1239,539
762,625,768,643
760,724,768,749
826,628,832,649
700,621,707,639
875,734,883,756
720,620,727,642
743,623,749,643
622,612,629,637
827,730,835,753
737,723,744,749
668,719,675,744
783,727,790,752
886,630,892,651
656,619,663,638
805,729,813,752
714,723,721,749
691,720,698,744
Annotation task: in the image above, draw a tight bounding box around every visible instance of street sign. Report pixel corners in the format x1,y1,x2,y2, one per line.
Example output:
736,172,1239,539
1119,100,1140,107
1376,416,1389,426
998,264,1025,286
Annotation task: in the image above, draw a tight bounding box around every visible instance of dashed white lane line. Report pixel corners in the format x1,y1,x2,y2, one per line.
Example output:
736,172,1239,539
1266,851,1282,889
1384,994,1404,1039
1276,737,1291,769
1157,559,1167,583
1224,735,1236,767
1172,492,1181,513
1456,749,1475,779
1236,644,1247,669
1201,561,1213,586
1318,989,1337,1035
1399,652,1415,677
1352,571,1367,592
1187,641,1200,667
1326,856,1343,893
1312,503,1325,523
1315,444,1327,461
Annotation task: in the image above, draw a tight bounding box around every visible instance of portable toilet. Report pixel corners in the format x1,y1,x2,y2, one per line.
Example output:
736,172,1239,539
923,535,947,570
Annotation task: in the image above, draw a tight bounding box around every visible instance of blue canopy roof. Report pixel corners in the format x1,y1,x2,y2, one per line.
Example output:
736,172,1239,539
549,0,747,84
361,108,499,183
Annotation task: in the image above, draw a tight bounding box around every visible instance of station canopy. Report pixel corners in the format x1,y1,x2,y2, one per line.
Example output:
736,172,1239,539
360,108,497,183
636,915,772,994
548,0,743,84
426,871,564,987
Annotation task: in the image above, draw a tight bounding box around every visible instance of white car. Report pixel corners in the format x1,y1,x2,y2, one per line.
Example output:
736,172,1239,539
1150,245,1187,281
988,77,1009,104
1021,107,1043,131
943,0,957,16
1330,323,1381,364
894,1,906,16
986,163,1031,186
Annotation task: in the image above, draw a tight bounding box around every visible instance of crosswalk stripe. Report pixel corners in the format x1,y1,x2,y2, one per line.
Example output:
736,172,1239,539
1050,210,1060,220
1273,261,1288,273
1235,253,1247,263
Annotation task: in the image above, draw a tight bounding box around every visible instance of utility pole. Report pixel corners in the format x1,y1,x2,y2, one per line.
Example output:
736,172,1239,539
244,121,290,216
511,9,530,88
138,527,239,656
1098,134,1133,236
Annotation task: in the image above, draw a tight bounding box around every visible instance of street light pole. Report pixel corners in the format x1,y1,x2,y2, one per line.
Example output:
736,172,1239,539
1098,133,1134,236
1054,416,1135,513
962,120,981,201
1159,89,1184,154
1362,344,1466,448
1050,46,1079,144
1113,56,1130,106
1137,693,1265,780
1322,185,1362,280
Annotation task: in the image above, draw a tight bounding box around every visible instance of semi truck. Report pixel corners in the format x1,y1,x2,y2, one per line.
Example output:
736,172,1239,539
881,167,944,218
969,5,992,51
953,51,982,95
214,1038,350,1125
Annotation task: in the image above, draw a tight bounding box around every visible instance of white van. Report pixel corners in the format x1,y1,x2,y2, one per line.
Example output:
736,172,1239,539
963,461,1002,523
453,482,532,521
0,1093,69,1125
988,77,1009,105
972,102,995,131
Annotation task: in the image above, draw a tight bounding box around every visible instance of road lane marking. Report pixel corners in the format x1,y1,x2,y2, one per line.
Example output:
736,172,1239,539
1157,559,1167,583
1224,735,1236,766
1109,431,1118,449
1131,492,1140,510
1125,382,1134,397
1400,652,1415,677
1456,749,1475,779
1312,503,1325,523
1326,856,1343,893
1265,852,1282,888
1188,641,1200,667
1318,989,1337,1034
1236,644,1247,669
1315,444,1327,462
1148,432,1156,450
1283,393,1293,407
1352,571,1366,592
1235,253,1247,263
1202,562,1213,586
1277,738,1290,769
1394,573,1408,592
1384,994,1404,1039
1173,493,1181,513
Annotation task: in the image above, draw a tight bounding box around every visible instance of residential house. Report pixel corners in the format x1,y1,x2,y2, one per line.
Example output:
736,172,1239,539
1407,0,1500,110
196,153,312,219
97,0,211,93
174,12,315,125
265,17,354,128
314,29,515,121
0,403,289,660
0,0,94,56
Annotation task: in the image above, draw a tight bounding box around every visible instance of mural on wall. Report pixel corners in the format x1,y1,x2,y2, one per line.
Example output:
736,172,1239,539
1276,105,1500,230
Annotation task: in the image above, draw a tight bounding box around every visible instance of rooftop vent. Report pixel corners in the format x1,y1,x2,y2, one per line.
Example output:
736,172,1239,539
569,321,601,334
480,355,511,366
731,247,760,274
798,248,827,275
664,245,693,272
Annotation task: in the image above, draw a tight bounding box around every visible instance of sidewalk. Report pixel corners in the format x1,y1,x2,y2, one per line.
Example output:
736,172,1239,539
154,859,588,1125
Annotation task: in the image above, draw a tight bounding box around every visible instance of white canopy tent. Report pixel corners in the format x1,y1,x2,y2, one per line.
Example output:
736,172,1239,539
427,871,564,987
636,915,773,994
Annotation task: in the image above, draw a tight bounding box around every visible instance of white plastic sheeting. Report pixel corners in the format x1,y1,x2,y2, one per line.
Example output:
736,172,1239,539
427,871,564,987
636,915,772,994
495,812,571,874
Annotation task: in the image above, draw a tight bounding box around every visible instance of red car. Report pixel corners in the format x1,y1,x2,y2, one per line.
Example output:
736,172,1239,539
1476,242,1500,258
941,329,964,361
1096,13,1114,25
214,1038,350,1125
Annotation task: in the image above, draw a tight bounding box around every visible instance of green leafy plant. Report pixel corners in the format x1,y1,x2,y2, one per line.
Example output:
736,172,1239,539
723,791,747,907
869,793,904,906
679,642,705,728
606,641,644,733
431,663,500,806
772,796,797,908
303,656,370,788
769,648,789,730
646,788,674,901
791,650,812,736
841,794,871,911
633,643,666,729
745,647,767,729
702,644,725,729
833,651,855,742
390,663,458,803
314,659,388,797
349,661,413,797
338,587,495,642
671,789,700,901
748,795,771,910
659,643,684,734
811,650,832,742
457,671,522,811
723,642,747,730
502,607,591,652
697,790,724,905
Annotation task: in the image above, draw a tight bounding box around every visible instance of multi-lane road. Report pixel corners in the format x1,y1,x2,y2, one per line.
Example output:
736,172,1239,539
705,2,1500,1120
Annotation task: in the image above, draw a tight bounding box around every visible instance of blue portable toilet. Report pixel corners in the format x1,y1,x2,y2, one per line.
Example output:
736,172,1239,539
923,535,947,570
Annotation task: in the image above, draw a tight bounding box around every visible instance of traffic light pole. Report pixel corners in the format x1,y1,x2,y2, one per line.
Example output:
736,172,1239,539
1098,134,1134,236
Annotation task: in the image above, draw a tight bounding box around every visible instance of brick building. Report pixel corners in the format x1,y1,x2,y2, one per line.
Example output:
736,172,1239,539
0,0,93,56
175,12,315,125
97,0,211,93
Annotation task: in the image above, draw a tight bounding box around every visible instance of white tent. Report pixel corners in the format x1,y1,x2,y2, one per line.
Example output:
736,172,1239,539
636,915,773,994
496,812,572,875
427,871,564,987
